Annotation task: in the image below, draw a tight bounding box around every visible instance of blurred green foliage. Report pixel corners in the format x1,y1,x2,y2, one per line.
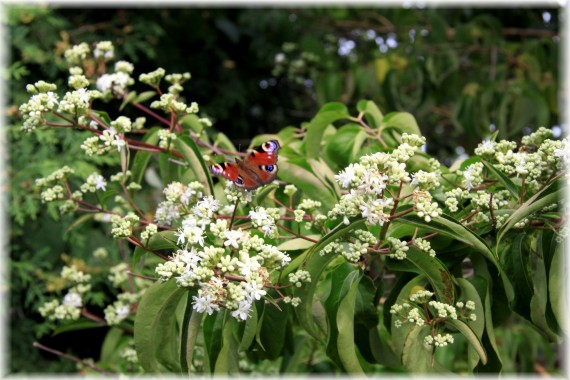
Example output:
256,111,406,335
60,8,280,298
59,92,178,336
6,5,560,374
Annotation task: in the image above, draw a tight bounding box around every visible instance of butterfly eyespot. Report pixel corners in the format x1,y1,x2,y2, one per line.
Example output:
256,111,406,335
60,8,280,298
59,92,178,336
236,176,245,186
262,140,279,152
263,165,274,172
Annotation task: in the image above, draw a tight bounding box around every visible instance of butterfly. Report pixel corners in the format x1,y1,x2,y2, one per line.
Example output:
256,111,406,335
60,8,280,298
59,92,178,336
209,140,280,190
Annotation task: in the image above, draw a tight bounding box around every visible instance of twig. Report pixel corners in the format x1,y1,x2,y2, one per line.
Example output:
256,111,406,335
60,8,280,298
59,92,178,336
33,341,116,377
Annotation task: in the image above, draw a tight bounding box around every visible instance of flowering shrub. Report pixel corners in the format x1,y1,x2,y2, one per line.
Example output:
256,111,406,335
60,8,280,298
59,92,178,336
21,41,566,375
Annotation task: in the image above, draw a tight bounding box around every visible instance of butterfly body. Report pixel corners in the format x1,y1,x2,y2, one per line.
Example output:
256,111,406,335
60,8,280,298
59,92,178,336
210,140,280,190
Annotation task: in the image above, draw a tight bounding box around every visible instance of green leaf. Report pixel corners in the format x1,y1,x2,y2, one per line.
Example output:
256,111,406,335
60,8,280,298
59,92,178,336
276,236,319,251
238,302,257,352
307,158,341,198
293,218,366,340
214,317,240,374
325,124,368,171
470,276,503,372
278,157,338,208
100,327,127,363
52,319,105,336
356,99,384,129
497,178,564,245
456,278,486,370
134,279,186,373
256,302,290,359
401,325,439,372
119,91,137,111
133,230,178,267
180,291,201,375
336,271,365,374
158,152,181,187
203,311,225,373
380,112,422,137
529,245,561,342
305,102,350,159
174,135,214,195
549,244,566,334
179,114,206,134
405,247,455,305
399,214,499,269
481,160,520,200
390,275,429,358
131,127,160,185
134,90,157,104
500,233,532,319
324,262,357,368
447,319,487,365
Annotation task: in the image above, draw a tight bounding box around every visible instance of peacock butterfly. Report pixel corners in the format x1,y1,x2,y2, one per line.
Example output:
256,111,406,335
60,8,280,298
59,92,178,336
209,140,280,190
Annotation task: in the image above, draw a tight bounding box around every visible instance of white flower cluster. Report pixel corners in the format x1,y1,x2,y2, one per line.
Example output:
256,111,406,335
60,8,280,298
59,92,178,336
120,345,138,364
444,188,468,213
38,265,92,321
390,289,477,346
80,173,107,193
155,181,205,225
140,223,158,241
249,207,280,237
93,41,114,61
153,192,291,321
34,166,75,204
424,333,454,347
410,170,440,190
139,68,166,88
284,184,298,196
111,212,140,239
157,129,177,149
409,289,434,303
288,270,311,287
108,263,129,287
165,72,191,94
330,133,438,230
104,300,131,325
461,162,484,190
151,93,197,114
19,81,60,132
57,88,102,114
64,42,90,65
387,237,409,260
97,63,135,94
455,300,477,321
39,299,81,321
474,134,569,191
319,230,375,262
414,237,436,257
428,300,458,319
412,190,442,222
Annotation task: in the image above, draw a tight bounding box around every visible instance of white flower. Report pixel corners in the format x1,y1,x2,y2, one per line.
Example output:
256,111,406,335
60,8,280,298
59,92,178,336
176,225,205,247
96,74,114,92
231,300,252,321
194,195,220,219
237,255,260,278
244,281,267,302
192,293,219,315
335,164,356,188
116,304,130,320
224,230,242,249
94,175,107,191
76,88,90,105
62,292,82,308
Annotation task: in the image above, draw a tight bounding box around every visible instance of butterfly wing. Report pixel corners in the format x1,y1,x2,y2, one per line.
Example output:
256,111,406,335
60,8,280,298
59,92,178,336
242,140,280,186
209,140,281,190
